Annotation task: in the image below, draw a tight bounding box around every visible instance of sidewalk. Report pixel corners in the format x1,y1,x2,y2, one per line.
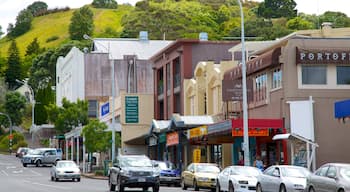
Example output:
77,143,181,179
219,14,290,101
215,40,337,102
82,173,108,180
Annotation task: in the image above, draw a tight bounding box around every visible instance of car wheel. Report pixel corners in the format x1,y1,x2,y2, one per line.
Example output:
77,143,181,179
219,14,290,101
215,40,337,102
308,187,315,192
55,175,59,182
181,179,187,190
77,178,80,182
23,163,27,167
257,183,263,192
117,177,124,192
279,184,286,192
229,182,234,192
216,181,222,192
51,176,54,181
194,179,199,191
36,160,41,167
109,176,116,192
153,184,159,192
338,189,345,192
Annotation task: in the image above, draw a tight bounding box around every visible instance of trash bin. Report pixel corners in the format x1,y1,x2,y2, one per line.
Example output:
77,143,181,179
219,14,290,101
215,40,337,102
104,160,112,176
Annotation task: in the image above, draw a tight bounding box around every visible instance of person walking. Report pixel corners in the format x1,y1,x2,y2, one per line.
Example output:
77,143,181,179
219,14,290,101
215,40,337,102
253,155,264,171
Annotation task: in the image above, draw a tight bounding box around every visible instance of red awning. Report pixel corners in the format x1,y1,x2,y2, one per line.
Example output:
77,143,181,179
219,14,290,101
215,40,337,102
232,118,284,129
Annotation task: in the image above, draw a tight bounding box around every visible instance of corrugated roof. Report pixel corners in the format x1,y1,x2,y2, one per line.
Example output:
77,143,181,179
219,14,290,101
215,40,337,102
92,38,173,60
152,120,171,131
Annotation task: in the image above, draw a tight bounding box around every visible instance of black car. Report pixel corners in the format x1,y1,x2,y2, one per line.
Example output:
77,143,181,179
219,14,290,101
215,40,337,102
108,155,160,192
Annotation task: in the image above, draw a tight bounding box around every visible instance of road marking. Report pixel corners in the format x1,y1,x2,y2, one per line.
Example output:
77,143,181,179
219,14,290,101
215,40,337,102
23,180,70,190
1,170,8,176
13,170,23,174
6,166,16,169
29,169,42,176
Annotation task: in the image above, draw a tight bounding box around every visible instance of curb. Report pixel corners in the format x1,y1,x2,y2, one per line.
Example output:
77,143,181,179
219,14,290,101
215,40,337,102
82,174,108,180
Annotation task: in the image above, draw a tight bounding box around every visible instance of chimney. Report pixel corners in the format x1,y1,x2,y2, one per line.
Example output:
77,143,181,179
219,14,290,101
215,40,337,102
321,22,332,37
199,32,208,41
139,31,148,41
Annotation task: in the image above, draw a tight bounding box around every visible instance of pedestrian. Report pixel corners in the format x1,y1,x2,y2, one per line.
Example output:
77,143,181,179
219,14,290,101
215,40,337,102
237,156,244,166
253,155,264,171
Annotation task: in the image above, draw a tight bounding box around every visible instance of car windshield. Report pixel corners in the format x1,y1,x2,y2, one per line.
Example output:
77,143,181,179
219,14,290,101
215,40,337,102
281,167,309,178
340,166,350,180
158,162,176,170
196,164,220,173
31,149,44,155
120,156,152,167
231,166,261,176
56,161,77,168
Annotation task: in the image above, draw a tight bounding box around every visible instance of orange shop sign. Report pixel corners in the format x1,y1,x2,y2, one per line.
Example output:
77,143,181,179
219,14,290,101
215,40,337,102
232,128,269,137
189,126,207,139
166,132,179,146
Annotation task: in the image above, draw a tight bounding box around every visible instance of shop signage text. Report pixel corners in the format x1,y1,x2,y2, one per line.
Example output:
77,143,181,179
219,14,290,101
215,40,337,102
188,126,207,139
232,128,269,137
166,132,179,146
125,96,139,123
297,48,350,64
193,149,201,163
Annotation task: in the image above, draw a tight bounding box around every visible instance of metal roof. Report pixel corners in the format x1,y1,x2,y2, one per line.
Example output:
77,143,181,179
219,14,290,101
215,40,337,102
92,38,173,60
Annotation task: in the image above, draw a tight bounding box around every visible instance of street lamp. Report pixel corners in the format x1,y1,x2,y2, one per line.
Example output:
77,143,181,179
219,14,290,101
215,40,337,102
0,112,13,153
237,0,250,166
16,79,36,135
83,34,116,163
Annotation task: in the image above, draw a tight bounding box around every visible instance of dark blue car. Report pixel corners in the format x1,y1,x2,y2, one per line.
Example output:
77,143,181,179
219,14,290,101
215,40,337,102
153,161,181,186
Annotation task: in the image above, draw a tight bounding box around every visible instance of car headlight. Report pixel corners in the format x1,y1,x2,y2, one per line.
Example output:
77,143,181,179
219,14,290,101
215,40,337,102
120,170,131,177
197,177,209,182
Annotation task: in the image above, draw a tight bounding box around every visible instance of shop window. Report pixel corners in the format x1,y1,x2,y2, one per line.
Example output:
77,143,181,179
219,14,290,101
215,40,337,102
272,68,282,89
301,65,327,84
88,100,97,117
254,73,267,102
337,66,350,85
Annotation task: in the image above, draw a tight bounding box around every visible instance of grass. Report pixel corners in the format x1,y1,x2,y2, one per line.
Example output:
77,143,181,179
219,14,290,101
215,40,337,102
0,5,133,58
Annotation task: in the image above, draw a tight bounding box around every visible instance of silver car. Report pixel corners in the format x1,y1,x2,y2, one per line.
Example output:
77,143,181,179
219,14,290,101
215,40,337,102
306,163,350,192
256,165,311,192
50,160,81,182
216,166,261,192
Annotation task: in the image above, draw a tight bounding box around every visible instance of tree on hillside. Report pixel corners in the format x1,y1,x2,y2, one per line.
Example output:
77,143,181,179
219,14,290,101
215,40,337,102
257,0,297,19
46,98,89,134
27,1,48,17
92,0,118,9
69,6,94,40
4,91,27,126
8,9,33,37
5,40,21,90
0,26,3,37
286,16,313,30
25,38,41,56
319,11,350,28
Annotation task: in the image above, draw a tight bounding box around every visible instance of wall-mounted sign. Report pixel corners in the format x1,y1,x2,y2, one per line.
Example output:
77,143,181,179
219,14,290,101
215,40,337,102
232,128,269,137
296,47,350,64
100,102,110,118
125,96,139,123
166,132,179,146
188,126,207,139
193,149,201,163
222,79,254,102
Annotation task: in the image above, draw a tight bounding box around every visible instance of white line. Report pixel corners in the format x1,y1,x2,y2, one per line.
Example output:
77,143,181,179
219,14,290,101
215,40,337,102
31,182,70,190
1,170,8,176
30,169,42,176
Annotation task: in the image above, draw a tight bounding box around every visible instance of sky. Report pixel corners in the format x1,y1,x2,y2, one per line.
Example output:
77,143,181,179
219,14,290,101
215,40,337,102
1,0,350,34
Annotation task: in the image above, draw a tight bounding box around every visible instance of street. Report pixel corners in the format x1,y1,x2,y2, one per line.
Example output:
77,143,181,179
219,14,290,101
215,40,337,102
0,154,209,192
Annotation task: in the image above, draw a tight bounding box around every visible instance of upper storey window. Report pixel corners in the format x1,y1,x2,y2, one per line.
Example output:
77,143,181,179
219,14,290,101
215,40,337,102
301,65,327,85
337,66,350,85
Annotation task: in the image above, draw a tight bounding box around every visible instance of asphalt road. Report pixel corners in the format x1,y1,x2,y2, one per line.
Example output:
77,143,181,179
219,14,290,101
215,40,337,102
0,154,208,192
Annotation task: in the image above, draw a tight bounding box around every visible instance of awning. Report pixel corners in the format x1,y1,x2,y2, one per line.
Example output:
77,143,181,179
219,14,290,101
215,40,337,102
124,133,149,145
334,99,350,119
272,133,318,147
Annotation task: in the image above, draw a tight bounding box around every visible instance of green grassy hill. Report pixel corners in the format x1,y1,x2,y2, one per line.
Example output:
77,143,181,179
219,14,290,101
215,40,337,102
0,5,133,57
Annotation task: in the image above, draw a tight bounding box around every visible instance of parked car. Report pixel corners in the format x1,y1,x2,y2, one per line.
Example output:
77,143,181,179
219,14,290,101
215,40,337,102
256,165,311,192
152,160,181,186
16,147,31,158
108,155,160,192
21,148,62,167
216,166,261,192
50,160,81,182
306,163,350,192
181,163,220,192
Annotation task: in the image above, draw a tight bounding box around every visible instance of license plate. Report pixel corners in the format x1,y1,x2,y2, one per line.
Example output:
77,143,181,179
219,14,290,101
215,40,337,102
138,178,146,182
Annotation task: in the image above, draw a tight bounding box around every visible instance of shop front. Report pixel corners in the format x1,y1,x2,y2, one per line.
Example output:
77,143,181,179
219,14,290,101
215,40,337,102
231,118,287,167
